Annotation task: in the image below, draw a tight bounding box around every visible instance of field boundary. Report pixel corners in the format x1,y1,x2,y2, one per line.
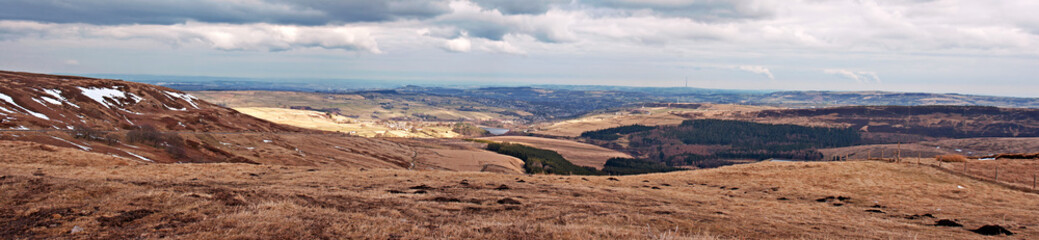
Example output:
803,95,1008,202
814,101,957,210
862,158,1039,195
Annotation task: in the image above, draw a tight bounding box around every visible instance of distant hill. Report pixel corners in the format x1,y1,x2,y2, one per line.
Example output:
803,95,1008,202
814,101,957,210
749,91,1039,108
0,71,295,132
78,74,1039,112
0,71,426,168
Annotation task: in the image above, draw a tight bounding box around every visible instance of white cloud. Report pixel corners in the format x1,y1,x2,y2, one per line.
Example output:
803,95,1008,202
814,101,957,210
736,65,774,80
476,38,525,55
824,69,880,84
442,36,472,52
0,20,382,53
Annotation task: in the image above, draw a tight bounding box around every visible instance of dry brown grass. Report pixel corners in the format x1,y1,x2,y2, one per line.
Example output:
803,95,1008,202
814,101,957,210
930,158,1039,191
416,148,524,174
3,144,1039,239
478,136,632,169
819,137,1039,161
0,141,137,166
936,154,968,162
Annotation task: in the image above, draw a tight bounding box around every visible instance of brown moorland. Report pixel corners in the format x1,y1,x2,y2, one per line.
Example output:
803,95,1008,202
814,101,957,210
819,137,1039,161
2,144,1038,239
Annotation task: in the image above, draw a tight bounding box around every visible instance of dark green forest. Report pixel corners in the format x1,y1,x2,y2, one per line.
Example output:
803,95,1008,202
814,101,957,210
486,142,600,175
580,124,658,140
601,158,681,175
584,119,862,168
481,141,681,175
670,119,860,150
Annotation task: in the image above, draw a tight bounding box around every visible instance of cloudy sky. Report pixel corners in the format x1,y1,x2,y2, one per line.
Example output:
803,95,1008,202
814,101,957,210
1,0,1038,97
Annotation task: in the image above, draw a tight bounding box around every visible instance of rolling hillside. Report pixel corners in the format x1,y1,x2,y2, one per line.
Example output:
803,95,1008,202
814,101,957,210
2,148,1036,239
0,71,456,169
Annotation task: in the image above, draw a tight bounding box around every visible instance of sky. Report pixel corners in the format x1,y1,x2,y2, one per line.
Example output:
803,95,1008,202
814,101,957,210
1,0,1038,97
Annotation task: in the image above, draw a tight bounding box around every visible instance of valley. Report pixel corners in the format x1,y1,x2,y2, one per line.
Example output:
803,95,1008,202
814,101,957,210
7,2,1039,239
1,71,1038,239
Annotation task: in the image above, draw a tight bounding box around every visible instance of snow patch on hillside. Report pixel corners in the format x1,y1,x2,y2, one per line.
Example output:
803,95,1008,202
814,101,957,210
77,87,141,108
0,92,50,120
42,89,64,100
50,136,91,151
42,89,80,108
37,97,62,105
124,150,154,162
163,104,187,111
164,91,200,109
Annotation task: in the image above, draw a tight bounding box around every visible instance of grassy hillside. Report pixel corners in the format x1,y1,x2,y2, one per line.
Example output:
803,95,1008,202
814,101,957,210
2,147,1037,239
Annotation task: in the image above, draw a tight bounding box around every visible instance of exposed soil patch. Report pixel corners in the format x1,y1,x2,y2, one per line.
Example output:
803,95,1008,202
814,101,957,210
497,198,522,205
972,225,1014,236
906,214,935,220
934,219,962,227
0,208,77,238
97,209,155,227
409,184,435,190
431,197,462,203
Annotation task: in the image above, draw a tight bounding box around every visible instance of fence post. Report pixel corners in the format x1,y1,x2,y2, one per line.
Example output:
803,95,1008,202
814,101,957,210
897,142,901,163
963,161,967,174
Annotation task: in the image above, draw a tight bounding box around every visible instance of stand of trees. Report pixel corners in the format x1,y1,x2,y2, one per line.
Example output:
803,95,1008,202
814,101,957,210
580,124,658,140
602,158,681,175
482,141,682,176
584,119,862,168
668,119,860,149
486,142,599,175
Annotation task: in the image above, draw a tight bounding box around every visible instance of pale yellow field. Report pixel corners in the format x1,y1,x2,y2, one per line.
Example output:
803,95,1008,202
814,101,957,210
534,104,778,137
191,90,520,121
235,107,460,138
478,136,632,169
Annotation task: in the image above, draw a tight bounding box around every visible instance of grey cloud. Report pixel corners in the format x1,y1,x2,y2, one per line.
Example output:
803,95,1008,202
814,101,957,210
582,0,776,22
0,0,451,25
434,2,577,43
470,0,569,15
0,21,383,53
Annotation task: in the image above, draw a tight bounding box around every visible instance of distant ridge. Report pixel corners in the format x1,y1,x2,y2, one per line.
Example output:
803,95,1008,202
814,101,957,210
55,73,1039,109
